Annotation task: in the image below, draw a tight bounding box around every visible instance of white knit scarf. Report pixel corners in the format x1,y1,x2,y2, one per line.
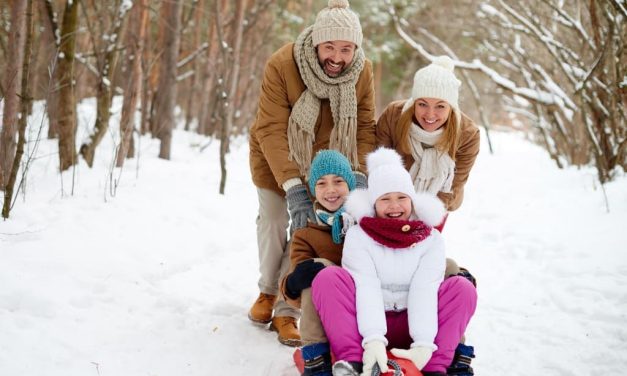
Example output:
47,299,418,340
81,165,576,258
288,26,365,176
408,121,455,195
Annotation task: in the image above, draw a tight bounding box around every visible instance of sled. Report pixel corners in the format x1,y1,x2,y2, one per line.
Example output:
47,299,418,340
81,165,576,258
293,348,422,376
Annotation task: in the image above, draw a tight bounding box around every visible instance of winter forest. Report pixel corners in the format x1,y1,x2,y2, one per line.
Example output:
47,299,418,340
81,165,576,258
1,0,626,375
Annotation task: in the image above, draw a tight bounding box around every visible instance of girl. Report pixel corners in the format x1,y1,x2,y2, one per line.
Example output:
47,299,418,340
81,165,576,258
312,148,477,376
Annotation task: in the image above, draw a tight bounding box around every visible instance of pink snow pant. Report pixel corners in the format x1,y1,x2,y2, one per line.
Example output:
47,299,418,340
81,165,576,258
312,266,477,374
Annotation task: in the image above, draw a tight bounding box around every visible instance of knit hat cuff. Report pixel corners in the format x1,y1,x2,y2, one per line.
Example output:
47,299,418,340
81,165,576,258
312,27,363,48
411,86,460,112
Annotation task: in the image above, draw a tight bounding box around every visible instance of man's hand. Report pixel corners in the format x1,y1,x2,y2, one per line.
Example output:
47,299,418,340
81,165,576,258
285,184,315,234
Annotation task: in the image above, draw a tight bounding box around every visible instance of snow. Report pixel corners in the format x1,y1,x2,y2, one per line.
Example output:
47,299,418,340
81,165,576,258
1,97,627,375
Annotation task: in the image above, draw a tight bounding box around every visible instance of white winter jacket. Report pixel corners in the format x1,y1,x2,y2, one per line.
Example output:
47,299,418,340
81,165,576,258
342,189,446,351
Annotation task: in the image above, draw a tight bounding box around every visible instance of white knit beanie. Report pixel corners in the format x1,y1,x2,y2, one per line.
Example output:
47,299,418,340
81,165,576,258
312,0,363,48
366,148,415,207
410,56,461,112
364,148,446,226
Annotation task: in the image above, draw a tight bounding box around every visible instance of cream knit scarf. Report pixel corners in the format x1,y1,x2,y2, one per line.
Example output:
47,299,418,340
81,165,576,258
408,122,455,195
289,26,365,176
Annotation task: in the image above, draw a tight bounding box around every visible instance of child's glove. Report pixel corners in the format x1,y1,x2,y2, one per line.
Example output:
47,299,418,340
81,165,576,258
362,340,388,375
285,184,316,234
390,346,433,370
285,260,325,299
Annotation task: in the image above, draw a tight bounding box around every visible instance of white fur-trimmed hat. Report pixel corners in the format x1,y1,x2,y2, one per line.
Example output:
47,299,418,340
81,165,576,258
344,148,445,226
312,0,363,48
410,56,461,112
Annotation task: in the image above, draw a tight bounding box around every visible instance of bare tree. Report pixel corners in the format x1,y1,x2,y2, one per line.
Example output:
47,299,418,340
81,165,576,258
40,0,61,139
0,0,27,189
79,0,131,167
214,0,247,194
154,0,183,159
3,0,33,218
385,0,626,183
56,0,79,172
116,0,148,167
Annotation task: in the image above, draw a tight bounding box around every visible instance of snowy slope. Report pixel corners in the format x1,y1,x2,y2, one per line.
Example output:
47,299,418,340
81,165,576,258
1,99,626,375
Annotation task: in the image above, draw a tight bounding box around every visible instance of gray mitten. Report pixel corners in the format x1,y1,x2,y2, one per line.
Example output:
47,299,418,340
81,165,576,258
286,184,315,233
355,171,368,189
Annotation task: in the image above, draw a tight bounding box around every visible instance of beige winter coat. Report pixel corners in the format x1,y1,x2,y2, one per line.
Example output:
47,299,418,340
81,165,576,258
376,100,480,211
249,43,376,196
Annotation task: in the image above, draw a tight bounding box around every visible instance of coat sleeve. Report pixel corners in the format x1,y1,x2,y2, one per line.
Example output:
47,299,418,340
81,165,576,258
342,228,388,346
437,115,480,211
375,102,396,149
406,234,445,350
355,61,377,174
253,58,301,188
279,228,317,308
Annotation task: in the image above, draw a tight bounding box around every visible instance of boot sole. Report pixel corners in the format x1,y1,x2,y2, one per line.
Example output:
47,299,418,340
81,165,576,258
248,312,272,325
269,322,302,347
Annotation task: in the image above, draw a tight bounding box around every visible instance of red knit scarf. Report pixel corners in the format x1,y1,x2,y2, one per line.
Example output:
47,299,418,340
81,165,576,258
359,216,432,249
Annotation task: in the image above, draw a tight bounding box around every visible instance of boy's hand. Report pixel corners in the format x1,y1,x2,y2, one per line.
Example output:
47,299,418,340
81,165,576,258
285,260,325,299
285,184,315,234
362,340,388,375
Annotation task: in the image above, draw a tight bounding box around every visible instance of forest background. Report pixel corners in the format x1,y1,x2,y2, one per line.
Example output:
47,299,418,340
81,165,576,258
0,0,625,217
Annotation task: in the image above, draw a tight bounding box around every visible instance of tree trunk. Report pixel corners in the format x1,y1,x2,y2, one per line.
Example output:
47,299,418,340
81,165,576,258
154,0,182,160
56,0,79,172
198,14,220,136
116,0,148,167
183,0,204,132
0,0,27,190
217,0,247,194
140,7,153,136
79,0,128,167
39,0,61,139
3,0,33,218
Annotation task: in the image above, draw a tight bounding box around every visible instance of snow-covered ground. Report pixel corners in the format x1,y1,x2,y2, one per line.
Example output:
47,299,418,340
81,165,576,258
1,98,626,375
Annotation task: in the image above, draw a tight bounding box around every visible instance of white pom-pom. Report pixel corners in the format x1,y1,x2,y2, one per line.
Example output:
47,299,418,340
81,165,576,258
344,189,373,221
328,0,349,9
432,56,455,72
412,192,446,227
367,147,404,172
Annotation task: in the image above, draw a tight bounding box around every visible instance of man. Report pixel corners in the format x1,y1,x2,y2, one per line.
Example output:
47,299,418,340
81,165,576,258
248,0,376,346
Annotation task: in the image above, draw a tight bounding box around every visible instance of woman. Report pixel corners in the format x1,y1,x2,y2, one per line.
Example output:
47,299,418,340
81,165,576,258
376,56,480,216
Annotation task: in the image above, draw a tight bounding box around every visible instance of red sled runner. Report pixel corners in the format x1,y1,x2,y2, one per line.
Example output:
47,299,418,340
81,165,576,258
293,348,423,376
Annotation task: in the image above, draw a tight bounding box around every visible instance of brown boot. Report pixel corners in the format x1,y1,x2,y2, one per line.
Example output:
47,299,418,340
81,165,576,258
270,316,302,347
248,293,276,324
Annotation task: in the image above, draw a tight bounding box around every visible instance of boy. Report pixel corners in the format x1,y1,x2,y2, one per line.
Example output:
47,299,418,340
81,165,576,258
279,150,356,375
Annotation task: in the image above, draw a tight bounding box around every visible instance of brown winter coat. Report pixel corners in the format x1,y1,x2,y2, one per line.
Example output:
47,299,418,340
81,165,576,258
279,223,343,308
376,100,480,211
249,43,376,196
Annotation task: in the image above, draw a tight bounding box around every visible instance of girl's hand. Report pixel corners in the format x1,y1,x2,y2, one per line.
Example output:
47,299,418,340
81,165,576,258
362,340,388,375
390,346,433,370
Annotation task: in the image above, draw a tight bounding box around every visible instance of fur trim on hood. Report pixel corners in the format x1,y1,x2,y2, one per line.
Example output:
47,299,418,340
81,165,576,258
344,188,446,227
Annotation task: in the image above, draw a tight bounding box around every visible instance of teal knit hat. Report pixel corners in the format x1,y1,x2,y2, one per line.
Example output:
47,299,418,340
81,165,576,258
308,150,356,193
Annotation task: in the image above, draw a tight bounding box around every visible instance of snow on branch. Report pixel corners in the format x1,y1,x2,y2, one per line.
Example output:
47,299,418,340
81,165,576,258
385,0,576,111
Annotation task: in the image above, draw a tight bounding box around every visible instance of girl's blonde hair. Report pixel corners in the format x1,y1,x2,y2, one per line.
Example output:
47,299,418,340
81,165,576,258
395,100,461,160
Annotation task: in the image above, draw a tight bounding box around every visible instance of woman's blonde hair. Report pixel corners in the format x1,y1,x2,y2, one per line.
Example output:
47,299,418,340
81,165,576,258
395,100,461,160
